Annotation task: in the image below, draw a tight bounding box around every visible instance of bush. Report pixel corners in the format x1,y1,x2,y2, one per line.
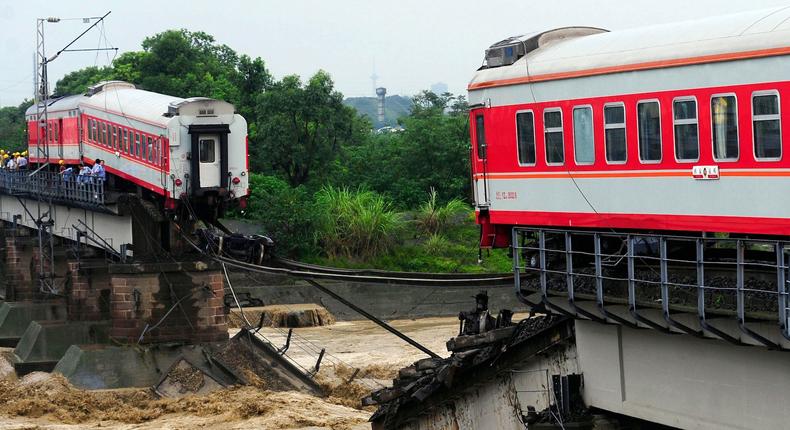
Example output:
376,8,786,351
313,186,403,260
243,173,315,257
414,187,467,236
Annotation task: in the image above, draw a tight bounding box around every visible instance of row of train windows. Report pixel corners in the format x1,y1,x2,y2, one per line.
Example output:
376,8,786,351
86,119,163,165
475,92,782,165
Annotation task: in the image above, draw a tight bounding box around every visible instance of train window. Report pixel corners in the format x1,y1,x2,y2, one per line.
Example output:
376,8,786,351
199,139,216,163
475,114,486,159
123,129,129,153
673,98,699,161
147,137,154,162
516,111,536,165
544,109,564,165
91,120,97,142
711,95,738,161
573,106,594,164
753,92,781,160
637,101,661,162
100,123,106,146
604,104,626,163
112,126,117,150
135,133,141,158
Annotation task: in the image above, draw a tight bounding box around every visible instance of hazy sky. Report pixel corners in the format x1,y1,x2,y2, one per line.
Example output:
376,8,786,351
1,0,789,106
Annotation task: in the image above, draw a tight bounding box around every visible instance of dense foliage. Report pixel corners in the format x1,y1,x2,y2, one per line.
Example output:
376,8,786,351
0,29,499,270
244,174,315,257
0,101,33,152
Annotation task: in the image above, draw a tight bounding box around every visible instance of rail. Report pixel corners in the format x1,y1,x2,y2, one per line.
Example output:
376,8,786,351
0,170,105,206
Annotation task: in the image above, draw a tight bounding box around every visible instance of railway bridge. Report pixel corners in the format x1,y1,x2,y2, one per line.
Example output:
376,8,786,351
0,171,787,428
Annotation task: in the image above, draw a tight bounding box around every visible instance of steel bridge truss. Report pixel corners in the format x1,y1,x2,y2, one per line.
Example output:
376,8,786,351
512,227,790,349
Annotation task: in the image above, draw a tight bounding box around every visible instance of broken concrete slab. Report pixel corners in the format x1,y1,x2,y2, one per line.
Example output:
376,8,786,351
13,320,110,375
54,342,238,390
154,356,226,398
0,301,67,347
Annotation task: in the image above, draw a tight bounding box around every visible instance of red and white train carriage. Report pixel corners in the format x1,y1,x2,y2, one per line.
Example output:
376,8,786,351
25,81,249,218
469,8,790,248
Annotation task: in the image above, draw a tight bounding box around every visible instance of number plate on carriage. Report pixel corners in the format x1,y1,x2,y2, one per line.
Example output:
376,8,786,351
692,165,719,180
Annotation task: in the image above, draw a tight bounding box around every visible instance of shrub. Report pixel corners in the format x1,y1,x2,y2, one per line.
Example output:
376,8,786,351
243,173,315,257
414,187,467,236
423,233,450,255
313,186,403,260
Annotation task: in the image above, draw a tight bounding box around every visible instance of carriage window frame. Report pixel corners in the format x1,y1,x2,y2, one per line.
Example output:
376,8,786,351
603,102,627,164
515,110,536,166
135,133,141,158
475,114,487,160
544,108,565,166
672,96,700,163
711,93,739,162
572,105,595,165
637,99,662,164
752,90,782,161
112,125,118,150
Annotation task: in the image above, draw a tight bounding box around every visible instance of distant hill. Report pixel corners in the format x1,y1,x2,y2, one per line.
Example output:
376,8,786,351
343,95,412,128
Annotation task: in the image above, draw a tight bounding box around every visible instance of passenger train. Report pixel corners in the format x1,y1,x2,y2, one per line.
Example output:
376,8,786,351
25,81,249,220
469,8,790,248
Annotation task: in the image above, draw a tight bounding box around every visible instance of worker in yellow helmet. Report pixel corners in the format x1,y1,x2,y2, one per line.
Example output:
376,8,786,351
21,150,27,156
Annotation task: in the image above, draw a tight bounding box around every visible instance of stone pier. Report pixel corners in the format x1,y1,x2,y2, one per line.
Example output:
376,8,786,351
108,261,227,344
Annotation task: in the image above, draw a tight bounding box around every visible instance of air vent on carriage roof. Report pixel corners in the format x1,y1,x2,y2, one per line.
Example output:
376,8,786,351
483,26,608,68
85,80,136,96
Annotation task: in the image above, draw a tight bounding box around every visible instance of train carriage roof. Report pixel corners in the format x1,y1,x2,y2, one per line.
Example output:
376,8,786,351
25,94,85,117
79,81,184,127
470,6,790,90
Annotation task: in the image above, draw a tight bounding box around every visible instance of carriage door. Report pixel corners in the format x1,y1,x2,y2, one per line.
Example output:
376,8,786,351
198,135,221,188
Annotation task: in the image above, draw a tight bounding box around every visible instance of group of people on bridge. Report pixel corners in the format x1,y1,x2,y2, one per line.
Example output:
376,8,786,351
58,159,106,184
0,150,29,171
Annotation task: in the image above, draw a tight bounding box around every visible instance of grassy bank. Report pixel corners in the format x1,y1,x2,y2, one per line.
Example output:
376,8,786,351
304,210,512,273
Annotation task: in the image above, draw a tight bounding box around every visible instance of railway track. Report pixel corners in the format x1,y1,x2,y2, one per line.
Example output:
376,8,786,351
218,254,517,287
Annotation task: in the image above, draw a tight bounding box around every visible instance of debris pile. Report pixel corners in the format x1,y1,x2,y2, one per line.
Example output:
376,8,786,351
228,304,336,329
365,314,566,427
0,368,371,429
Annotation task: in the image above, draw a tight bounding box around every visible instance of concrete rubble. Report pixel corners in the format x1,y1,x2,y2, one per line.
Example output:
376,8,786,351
365,314,568,428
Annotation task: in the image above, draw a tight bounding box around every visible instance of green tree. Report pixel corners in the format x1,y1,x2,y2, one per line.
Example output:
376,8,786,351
341,90,471,208
243,174,315,257
253,71,366,187
0,100,33,152
54,66,115,96
53,29,272,110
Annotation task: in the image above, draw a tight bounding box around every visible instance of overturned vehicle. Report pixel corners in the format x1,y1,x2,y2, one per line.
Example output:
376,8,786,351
196,229,274,264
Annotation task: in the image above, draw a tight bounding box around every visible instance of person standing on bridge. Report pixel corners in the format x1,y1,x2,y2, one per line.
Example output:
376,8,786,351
6,154,17,171
78,163,92,184
17,152,28,170
91,159,105,183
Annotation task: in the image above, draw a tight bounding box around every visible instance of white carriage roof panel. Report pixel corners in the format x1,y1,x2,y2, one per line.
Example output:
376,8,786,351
25,94,85,116
81,84,184,127
470,6,790,89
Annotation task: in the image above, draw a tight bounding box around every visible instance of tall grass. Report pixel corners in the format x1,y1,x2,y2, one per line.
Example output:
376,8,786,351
414,187,467,236
313,186,403,260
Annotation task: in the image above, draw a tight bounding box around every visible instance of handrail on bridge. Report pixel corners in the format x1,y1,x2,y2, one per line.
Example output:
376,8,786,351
0,170,105,206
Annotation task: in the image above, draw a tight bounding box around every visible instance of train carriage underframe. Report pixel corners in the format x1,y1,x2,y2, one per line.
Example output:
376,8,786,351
510,226,790,349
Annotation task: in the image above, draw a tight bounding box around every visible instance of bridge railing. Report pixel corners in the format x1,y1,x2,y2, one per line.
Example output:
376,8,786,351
0,170,105,206
512,226,790,349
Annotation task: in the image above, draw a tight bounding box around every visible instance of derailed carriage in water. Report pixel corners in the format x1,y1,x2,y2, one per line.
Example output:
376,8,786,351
469,8,790,347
